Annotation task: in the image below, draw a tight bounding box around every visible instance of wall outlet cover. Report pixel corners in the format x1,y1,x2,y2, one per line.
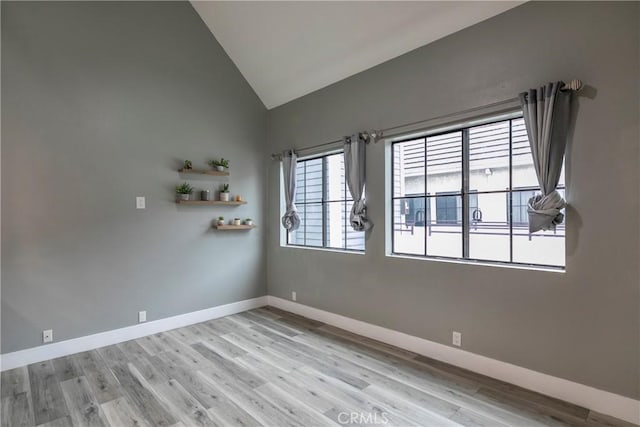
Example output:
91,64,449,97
43,329,53,343
138,310,147,323
136,197,146,209
291,291,297,301
453,331,462,347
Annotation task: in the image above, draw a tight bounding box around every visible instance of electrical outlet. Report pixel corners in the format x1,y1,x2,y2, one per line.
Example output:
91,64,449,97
43,329,53,343
136,197,146,209
452,331,462,347
291,291,297,301
138,311,147,323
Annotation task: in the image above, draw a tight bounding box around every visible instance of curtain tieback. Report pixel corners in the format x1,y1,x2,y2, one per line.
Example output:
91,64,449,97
282,204,300,231
350,198,371,232
527,190,566,233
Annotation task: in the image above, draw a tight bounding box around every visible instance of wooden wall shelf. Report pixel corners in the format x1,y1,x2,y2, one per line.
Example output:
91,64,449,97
214,224,256,230
178,168,229,177
176,200,247,206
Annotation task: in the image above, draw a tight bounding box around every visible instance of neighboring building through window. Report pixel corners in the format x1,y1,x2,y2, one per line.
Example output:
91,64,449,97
435,194,458,224
511,189,537,225
391,115,565,268
287,152,365,251
435,192,478,224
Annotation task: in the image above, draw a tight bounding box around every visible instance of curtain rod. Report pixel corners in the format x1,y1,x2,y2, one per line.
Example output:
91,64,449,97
270,79,583,161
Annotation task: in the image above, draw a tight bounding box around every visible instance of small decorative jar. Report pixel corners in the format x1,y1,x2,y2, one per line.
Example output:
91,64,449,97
232,218,241,226
201,190,212,201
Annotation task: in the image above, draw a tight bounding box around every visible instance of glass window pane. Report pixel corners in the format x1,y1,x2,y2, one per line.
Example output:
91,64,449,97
435,193,460,224
325,201,344,249
294,161,305,204
288,152,363,252
469,192,510,262
346,223,365,251
512,118,545,189
469,121,510,191
303,158,323,202
511,189,538,224
304,202,323,247
325,154,348,201
427,131,461,194
512,189,565,266
392,198,425,255
427,195,462,258
393,139,425,197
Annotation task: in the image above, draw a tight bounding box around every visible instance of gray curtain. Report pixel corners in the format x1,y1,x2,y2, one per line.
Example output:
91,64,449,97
344,134,373,231
518,81,572,233
281,150,300,231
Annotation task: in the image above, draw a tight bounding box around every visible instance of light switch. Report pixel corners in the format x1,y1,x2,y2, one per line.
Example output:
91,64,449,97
136,197,146,209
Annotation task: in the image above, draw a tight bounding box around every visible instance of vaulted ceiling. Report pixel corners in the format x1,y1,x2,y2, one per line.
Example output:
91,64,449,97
191,1,524,109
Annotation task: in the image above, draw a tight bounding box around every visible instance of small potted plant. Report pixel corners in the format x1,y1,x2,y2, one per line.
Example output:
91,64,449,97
233,218,242,226
245,218,254,226
183,160,193,170
175,182,193,201
217,216,225,226
208,158,229,172
220,183,230,202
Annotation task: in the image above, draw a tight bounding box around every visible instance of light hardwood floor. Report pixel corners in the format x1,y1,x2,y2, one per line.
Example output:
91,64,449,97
1,307,635,427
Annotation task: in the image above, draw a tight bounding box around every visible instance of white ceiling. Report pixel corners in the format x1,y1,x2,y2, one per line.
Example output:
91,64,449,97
191,1,523,109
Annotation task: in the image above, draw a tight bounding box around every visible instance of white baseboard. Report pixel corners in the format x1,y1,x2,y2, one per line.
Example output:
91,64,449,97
0,296,268,371
2,295,637,424
267,296,640,425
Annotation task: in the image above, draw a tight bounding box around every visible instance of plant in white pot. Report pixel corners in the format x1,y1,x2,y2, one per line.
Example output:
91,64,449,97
233,218,242,226
245,218,254,226
175,182,193,201
208,158,229,172
219,184,230,202
217,216,225,226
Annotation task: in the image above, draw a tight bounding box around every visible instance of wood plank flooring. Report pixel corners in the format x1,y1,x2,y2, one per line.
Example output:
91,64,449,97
1,307,636,427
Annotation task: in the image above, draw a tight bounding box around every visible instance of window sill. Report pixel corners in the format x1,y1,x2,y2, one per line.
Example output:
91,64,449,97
282,245,365,256
387,253,565,273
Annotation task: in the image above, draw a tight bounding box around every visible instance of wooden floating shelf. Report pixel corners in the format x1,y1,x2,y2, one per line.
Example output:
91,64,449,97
176,200,247,206
214,225,256,230
178,168,229,177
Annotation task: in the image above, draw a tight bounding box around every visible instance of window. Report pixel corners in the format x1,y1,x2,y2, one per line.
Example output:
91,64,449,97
435,192,478,224
435,193,458,224
391,116,565,268
511,189,536,225
287,152,365,251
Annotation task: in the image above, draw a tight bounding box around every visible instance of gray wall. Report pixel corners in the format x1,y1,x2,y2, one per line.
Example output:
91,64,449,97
1,1,267,353
267,2,640,399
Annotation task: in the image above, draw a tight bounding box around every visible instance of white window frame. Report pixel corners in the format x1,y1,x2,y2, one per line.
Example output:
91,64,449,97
279,150,365,254
385,110,566,272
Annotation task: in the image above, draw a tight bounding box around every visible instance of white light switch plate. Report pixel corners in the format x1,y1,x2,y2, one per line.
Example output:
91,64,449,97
136,197,146,209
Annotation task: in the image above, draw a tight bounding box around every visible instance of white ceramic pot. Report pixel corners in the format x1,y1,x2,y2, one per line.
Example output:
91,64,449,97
217,220,225,226
220,192,230,202
245,220,253,226
216,165,224,172
233,219,241,226
179,193,190,201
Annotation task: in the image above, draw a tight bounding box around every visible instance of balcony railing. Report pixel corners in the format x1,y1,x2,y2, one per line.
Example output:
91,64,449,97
395,220,565,240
